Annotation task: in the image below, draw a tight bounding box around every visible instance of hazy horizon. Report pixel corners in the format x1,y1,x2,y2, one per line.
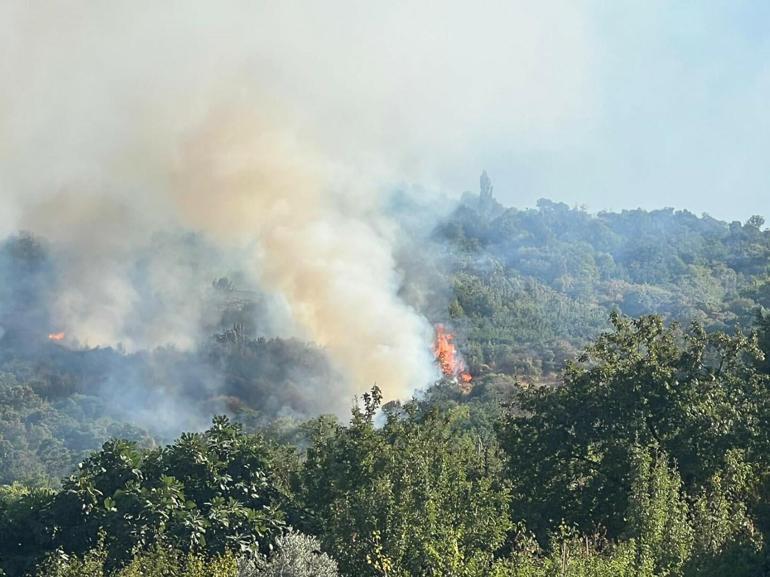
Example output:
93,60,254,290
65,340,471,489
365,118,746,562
4,2,770,225
453,1,770,223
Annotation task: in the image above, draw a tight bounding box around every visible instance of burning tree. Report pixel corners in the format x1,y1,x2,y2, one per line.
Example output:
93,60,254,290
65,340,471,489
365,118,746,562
433,324,472,385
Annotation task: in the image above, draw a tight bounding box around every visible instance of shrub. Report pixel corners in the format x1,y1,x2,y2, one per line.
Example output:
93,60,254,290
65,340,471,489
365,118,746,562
238,531,338,577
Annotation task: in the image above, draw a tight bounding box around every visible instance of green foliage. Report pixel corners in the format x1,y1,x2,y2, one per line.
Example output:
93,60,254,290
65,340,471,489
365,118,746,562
237,531,339,577
685,450,765,576
301,387,511,577
489,444,766,577
499,313,770,540
449,267,603,377
3,200,770,491
435,199,770,379
0,484,58,576
756,308,770,374
5,194,770,577
489,531,636,577
3,322,770,576
627,447,693,577
32,533,338,577
34,542,238,577
0,418,292,576
4,192,770,577
0,371,154,487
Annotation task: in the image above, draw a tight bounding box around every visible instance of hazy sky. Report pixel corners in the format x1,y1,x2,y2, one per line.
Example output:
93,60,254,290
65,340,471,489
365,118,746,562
478,1,770,221
2,1,769,224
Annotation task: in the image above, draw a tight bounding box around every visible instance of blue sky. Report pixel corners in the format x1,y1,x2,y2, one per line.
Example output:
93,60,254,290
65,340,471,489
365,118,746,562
483,1,770,221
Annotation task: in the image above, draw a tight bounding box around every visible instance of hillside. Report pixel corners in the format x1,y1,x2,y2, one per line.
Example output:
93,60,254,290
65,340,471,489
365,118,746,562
3,193,770,575
437,187,769,379
0,191,769,488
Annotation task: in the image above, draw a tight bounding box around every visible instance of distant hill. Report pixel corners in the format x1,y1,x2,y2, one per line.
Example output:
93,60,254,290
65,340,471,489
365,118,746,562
0,188,768,485
433,186,769,380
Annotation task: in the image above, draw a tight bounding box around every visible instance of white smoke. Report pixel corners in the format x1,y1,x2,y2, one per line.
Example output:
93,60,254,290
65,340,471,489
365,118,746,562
0,0,593,407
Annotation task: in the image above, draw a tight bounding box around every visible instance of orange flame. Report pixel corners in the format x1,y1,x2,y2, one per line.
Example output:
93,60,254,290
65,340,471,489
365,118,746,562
48,332,65,341
433,324,472,384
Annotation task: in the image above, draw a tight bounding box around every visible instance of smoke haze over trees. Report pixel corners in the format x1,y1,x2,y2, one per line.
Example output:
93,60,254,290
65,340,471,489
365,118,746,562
4,1,770,575
1,184,769,484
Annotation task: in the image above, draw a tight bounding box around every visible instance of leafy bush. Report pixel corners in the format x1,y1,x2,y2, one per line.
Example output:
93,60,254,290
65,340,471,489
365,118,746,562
237,531,338,577
0,418,293,575
301,388,511,577
34,542,238,577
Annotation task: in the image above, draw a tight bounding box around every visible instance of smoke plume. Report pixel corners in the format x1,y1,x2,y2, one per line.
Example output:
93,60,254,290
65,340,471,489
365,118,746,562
0,1,592,412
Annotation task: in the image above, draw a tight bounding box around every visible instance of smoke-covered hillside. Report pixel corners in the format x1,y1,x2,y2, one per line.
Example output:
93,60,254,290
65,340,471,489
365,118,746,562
435,181,770,379
1,182,768,485
6,2,770,575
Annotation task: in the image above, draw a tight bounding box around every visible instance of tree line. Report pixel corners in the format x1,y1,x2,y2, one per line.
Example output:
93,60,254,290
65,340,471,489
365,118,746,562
2,313,770,576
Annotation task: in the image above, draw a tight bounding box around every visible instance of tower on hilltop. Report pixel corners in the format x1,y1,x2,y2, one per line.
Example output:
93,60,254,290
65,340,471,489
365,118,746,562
480,169,494,202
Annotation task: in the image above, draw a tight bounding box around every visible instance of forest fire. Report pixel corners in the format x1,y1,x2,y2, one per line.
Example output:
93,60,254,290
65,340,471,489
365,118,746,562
47,332,65,341
433,324,472,385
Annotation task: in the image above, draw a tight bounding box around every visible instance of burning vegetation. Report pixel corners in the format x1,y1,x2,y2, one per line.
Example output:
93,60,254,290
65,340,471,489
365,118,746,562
433,324,472,389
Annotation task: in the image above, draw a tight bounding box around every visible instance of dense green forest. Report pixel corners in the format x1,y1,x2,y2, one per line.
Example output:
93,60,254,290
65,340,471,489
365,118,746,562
3,315,770,576
2,190,770,575
435,185,770,380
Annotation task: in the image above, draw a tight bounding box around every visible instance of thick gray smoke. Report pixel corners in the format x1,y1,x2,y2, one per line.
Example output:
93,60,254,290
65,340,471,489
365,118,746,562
0,1,592,411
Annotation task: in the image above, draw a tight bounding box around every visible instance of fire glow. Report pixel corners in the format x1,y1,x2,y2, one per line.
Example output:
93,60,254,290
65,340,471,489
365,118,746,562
433,324,472,384
48,332,65,341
